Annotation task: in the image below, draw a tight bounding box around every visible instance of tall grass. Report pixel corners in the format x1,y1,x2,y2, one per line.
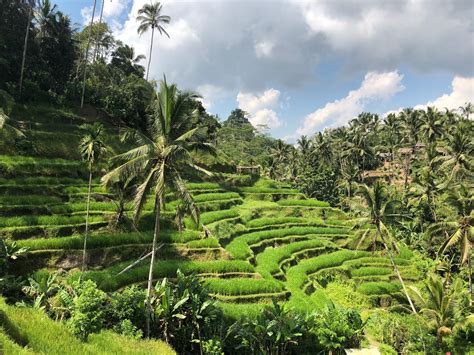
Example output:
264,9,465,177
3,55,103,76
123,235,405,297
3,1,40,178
82,259,254,291
203,278,285,296
226,226,349,260
255,239,332,277
277,199,330,207
0,298,175,354
17,230,201,250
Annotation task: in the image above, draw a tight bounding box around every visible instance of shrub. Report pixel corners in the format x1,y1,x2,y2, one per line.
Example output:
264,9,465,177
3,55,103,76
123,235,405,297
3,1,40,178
68,280,107,341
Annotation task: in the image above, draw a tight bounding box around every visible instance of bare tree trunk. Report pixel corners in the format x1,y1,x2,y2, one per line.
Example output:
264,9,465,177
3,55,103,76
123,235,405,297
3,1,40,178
146,27,155,81
380,230,417,314
92,0,105,62
80,0,98,108
146,194,161,338
81,167,93,280
19,6,33,98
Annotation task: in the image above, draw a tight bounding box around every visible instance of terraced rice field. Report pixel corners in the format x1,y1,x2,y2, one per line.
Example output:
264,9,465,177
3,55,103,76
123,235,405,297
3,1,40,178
1,107,423,319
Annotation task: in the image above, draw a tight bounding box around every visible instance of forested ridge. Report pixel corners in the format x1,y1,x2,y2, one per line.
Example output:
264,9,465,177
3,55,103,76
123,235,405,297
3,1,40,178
0,1,473,354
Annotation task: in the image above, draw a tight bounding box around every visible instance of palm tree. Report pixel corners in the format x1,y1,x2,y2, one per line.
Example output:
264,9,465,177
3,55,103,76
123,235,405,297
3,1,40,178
400,108,422,190
409,274,465,345
79,122,107,276
102,79,214,338
421,106,444,145
111,44,146,77
0,110,24,137
80,0,98,108
36,0,58,39
19,0,36,98
93,0,105,62
354,181,417,313
297,135,311,156
428,186,473,304
435,123,473,185
459,102,474,121
136,1,170,81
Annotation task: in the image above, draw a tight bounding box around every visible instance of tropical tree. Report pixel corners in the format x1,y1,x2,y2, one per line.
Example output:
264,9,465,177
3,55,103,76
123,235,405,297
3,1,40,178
428,185,473,303
110,44,146,77
93,0,105,62
136,1,170,81
102,79,214,338
421,106,444,145
459,102,473,121
79,122,107,276
19,0,36,98
35,0,58,39
0,110,23,137
400,108,422,189
409,274,467,345
354,181,417,313
435,123,473,185
22,272,59,311
80,0,98,108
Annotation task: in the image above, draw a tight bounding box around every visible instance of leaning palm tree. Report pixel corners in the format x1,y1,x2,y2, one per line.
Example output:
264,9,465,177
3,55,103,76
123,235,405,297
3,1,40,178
428,185,473,304
102,79,214,338
136,1,170,80
0,110,24,137
354,181,417,313
79,122,107,276
19,0,36,98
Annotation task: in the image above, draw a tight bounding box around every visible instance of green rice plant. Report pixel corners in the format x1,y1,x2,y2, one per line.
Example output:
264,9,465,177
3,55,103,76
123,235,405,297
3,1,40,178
0,214,106,228
0,155,86,178
246,217,310,228
237,187,302,194
186,182,222,191
49,201,120,214
255,239,331,277
356,281,401,295
186,237,220,248
0,298,175,354
82,260,254,291
226,226,349,260
285,250,370,292
218,302,268,321
0,177,90,186
17,230,201,250
350,266,393,277
277,199,330,207
184,209,240,229
193,192,240,203
202,278,285,296
0,195,63,206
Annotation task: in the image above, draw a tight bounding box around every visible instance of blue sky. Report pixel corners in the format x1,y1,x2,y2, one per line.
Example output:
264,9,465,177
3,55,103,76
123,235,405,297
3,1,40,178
56,0,473,141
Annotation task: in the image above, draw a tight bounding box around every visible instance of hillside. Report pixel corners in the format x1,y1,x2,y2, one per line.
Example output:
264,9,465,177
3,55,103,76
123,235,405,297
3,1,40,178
0,103,436,354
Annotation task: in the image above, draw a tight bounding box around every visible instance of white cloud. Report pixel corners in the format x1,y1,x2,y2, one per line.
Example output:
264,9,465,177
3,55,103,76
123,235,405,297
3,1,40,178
415,76,474,111
296,71,405,135
254,41,274,58
196,84,227,111
237,89,282,128
81,0,130,25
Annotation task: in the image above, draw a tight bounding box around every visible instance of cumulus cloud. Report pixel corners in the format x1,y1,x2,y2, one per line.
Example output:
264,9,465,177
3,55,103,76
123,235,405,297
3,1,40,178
254,41,274,59
237,89,282,129
415,76,474,111
81,0,130,25
297,0,474,76
296,71,405,135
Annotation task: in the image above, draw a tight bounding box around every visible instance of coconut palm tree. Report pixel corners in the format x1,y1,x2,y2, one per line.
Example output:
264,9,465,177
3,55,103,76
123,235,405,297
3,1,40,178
354,181,417,313
93,0,105,62
428,185,473,304
136,1,170,81
435,123,473,185
0,110,23,137
19,0,36,98
409,274,466,346
80,0,98,108
102,79,214,338
459,102,474,121
79,122,107,276
36,0,58,39
400,108,422,190
421,106,444,145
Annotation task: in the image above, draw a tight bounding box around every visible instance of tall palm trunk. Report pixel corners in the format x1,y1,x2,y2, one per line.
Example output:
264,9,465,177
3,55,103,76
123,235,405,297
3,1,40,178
468,254,473,306
80,0,98,108
19,6,33,98
146,194,160,338
92,0,105,62
81,166,93,279
378,226,417,314
146,26,155,81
